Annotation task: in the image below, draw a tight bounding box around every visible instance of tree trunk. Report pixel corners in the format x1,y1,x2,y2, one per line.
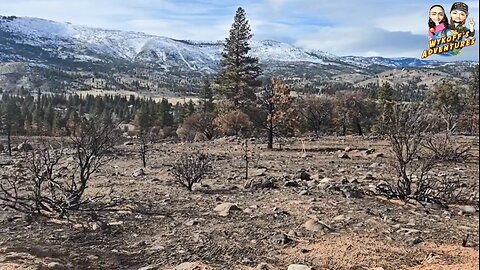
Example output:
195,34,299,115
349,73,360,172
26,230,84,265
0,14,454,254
356,121,363,136
267,118,273,149
7,127,11,156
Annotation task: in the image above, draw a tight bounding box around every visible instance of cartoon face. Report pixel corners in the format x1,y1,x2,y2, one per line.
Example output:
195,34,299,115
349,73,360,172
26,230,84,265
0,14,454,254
451,9,467,23
430,6,445,25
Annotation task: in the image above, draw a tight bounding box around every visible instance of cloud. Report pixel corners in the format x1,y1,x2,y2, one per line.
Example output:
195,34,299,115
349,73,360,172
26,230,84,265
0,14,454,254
0,0,478,60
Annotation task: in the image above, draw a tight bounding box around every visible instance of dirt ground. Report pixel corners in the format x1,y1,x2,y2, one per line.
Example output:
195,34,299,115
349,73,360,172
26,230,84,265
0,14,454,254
0,136,479,270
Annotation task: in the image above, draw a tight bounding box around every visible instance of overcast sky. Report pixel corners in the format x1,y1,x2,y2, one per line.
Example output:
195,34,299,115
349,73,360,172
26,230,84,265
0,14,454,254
1,0,479,61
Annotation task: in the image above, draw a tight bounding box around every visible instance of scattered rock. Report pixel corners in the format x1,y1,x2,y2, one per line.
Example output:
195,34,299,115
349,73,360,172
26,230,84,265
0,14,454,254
364,173,375,180
214,203,241,216
345,189,365,199
338,152,350,159
365,148,375,155
284,180,299,187
175,262,207,270
45,262,66,270
297,171,311,181
460,205,477,215
406,237,423,246
252,168,267,177
319,177,333,184
17,143,33,152
256,262,272,270
299,190,309,196
270,233,292,245
287,264,312,270
345,146,352,152
123,141,134,146
304,219,333,232
133,169,145,177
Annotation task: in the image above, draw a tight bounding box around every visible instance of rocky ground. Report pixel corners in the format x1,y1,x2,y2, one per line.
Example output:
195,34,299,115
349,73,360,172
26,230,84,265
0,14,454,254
0,136,479,270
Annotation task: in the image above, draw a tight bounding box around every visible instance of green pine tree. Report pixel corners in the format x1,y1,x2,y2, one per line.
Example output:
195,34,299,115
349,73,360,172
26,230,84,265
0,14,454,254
216,7,261,110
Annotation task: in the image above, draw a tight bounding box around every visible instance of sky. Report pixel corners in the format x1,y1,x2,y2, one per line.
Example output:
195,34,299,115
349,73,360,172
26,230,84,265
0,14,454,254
0,0,479,61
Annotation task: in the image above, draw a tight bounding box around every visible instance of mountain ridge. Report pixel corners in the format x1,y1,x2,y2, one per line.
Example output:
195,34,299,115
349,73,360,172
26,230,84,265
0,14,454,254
0,15,477,94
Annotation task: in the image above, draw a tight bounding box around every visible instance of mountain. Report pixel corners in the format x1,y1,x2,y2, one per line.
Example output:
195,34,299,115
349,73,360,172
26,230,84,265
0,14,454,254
0,15,477,94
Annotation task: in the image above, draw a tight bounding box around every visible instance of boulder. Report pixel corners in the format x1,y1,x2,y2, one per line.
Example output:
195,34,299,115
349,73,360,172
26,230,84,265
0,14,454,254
214,203,241,217
17,143,33,151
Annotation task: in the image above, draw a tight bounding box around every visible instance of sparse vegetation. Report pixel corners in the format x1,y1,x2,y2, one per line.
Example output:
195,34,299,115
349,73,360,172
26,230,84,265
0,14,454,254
170,152,213,191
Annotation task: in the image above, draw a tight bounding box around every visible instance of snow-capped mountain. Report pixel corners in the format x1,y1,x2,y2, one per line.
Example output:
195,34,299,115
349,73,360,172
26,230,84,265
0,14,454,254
0,15,475,93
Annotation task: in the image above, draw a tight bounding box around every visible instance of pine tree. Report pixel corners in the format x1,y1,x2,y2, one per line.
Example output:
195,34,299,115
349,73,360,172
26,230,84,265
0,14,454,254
200,79,215,114
216,7,261,110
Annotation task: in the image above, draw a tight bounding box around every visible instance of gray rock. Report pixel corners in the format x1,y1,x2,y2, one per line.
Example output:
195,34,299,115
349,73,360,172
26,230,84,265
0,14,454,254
256,262,272,270
45,262,66,270
297,171,311,181
460,205,477,215
270,233,292,245
284,180,299,187
299,190,309,196
17,143,33,151
406,237,423,245
287,264,312,270
175,262,205,270
123,141,134,146
304,219,333,232
133,168,145,177
252,168,267,177
214,203,241,216
338,152,351,159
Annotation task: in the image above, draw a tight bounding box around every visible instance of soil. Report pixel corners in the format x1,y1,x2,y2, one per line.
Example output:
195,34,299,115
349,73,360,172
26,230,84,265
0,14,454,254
0,136,479,270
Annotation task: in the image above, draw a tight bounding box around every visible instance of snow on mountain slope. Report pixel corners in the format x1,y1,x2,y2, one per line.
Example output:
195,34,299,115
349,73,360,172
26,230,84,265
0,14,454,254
0,15,449,71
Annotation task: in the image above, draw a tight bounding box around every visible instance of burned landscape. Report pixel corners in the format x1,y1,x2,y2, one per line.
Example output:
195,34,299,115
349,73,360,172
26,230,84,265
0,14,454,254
0,134,478,270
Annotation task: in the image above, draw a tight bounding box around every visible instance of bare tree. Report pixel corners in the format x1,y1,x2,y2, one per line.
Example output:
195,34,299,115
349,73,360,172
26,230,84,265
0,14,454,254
378,103,435,201
138,128,156,168
0,117,119,217
170,152,213,191
377,103,475,207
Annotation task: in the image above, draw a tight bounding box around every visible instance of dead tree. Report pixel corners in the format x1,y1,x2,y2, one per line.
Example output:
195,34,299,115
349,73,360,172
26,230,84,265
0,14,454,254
0,117,119,217
170,152,212,191
377,103,476,207
67,117,118,207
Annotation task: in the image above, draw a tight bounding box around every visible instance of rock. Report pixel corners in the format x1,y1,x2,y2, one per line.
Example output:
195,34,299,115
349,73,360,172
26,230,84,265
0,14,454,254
270,233,292,245
300,153,312,158
460,205,477,215
346,189,365,199
304,219,333,232
123,141,134,146
364,173,375,180
17,143,33,152
133,169,145,177
338,152,350,159
299,190,309,196
256,262,272,270
184,220,199,226
45,262,66,270
310,174,320,181
406,237,423,246
252,168,268,177
175,262,207,270
374,153,385,158
297,171,311,181
319,177,333,184
345,146,352,152
284,180,299,187
214,203,241,216
287,264,312,270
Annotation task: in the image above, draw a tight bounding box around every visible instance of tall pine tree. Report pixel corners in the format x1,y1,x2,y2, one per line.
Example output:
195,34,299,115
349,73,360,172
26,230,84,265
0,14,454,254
216,7,261,110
